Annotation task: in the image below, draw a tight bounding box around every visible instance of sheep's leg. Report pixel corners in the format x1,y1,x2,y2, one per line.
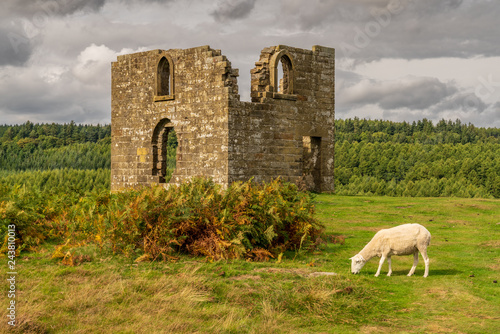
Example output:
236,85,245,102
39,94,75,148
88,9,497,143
387,256,392,276
420,248,430,277
375,255,386,277
408,252,419,276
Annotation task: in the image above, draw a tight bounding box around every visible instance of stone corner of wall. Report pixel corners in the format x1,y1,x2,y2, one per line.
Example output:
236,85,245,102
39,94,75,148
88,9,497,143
312,45,335,55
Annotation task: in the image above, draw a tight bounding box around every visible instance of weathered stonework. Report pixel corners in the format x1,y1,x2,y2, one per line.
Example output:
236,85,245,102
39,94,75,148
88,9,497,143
111,45,335,192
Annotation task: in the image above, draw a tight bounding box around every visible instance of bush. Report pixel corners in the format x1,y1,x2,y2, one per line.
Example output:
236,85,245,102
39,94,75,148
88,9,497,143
0,184,61,252
54,178,324,261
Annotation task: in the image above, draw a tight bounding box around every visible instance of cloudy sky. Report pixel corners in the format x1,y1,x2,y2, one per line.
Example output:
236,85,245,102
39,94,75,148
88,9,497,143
1,0,499,127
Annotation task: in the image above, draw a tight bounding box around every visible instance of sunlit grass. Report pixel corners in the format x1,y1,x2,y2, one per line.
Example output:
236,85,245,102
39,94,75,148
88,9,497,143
1,195,499,333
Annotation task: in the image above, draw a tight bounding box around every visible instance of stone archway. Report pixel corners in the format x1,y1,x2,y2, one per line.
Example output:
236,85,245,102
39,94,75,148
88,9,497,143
152,118,177,183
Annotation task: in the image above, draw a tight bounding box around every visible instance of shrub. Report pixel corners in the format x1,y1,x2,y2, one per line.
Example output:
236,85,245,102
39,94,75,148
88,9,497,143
54,178,324,261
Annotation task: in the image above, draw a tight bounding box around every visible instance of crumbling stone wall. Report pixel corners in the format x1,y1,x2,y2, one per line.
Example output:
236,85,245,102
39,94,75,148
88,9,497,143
111,45,335,192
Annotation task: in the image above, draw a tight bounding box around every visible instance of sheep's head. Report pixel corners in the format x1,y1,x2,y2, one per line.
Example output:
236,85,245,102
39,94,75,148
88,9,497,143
350,254,366,274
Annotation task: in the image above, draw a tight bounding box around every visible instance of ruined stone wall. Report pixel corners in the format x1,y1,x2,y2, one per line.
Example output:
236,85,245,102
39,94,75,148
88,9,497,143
111,44,335,192
111,46,237,191
228,45,335,192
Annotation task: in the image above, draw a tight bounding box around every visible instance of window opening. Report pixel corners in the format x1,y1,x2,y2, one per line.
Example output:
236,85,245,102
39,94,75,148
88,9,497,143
277,59,285,93
271,51,294,96
157,56,170,96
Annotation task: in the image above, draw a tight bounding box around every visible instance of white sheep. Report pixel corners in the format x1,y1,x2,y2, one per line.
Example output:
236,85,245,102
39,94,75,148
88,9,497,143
350,223,431,277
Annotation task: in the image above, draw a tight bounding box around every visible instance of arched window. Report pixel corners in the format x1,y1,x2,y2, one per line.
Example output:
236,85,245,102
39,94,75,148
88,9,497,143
158,57,170,96
152,118,177,183
277,56,292,94
154,55,174,101
270,50,294,96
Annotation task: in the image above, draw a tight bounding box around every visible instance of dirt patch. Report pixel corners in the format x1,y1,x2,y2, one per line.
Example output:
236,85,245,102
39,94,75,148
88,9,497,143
307,272,338,278
360,325,387,333
426,288,450,300
252,268,338,278
467,204,496,211
253,267,310,276
229,275,261,281
488,263,500,271
425,322,459,333
481,240,500,248
446,220,469,225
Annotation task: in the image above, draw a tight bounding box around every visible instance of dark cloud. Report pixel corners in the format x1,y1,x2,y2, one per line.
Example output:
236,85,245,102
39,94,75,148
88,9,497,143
211,0,257,22
431,92,488,114
341,76,458,110
278,0,500,62
279,0,388,30
0,0,106,67
2,0,106,17
336,69,498,128
0,24,34,66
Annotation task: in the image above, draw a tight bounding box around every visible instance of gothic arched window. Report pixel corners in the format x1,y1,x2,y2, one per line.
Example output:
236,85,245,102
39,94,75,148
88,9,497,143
270,50,295,96
154,55,174,101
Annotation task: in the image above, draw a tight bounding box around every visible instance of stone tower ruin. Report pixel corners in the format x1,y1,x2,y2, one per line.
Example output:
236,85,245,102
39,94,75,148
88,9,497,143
111,45,335,192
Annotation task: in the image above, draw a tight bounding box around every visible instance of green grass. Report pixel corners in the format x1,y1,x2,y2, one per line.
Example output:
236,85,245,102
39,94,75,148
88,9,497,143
2,195,499,333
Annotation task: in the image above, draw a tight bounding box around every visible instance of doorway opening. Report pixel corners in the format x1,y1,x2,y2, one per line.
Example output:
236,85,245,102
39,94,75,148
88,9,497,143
302,136,322,192
152,119,178,183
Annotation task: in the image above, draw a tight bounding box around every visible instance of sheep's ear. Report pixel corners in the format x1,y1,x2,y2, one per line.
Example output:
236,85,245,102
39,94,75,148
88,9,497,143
349,256,354,260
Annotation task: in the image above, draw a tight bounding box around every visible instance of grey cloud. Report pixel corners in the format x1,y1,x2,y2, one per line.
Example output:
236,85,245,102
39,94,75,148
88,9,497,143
0,23,34,66
341,76,458,110
2,0,106,17
211,0,257,22
0,0,106,66
279,0,389,30
280,0,465,29
432,92,488,114
277,0,500,61
336,71,496,127
0,63,110,124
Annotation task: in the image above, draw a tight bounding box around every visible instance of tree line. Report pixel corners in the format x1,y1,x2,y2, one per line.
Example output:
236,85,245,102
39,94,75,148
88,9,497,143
0,140,110,171
0,119,499,198
0,120,111,147
0,121,110,171
335,118,500,198
336,118,500,145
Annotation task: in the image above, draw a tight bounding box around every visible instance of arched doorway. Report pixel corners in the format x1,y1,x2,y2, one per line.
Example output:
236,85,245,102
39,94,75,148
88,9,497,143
152,118,177,183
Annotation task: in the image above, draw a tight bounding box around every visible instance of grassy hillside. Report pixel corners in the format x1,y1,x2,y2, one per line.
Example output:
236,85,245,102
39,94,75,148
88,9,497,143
2,195,498,333
1,119,499,332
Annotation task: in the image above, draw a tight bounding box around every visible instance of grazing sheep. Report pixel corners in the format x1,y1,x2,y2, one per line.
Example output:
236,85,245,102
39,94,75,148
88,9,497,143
350,223,431,277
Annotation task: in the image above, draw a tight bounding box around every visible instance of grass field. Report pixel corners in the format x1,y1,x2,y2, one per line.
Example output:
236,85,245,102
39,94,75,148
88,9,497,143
2,195,499,333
